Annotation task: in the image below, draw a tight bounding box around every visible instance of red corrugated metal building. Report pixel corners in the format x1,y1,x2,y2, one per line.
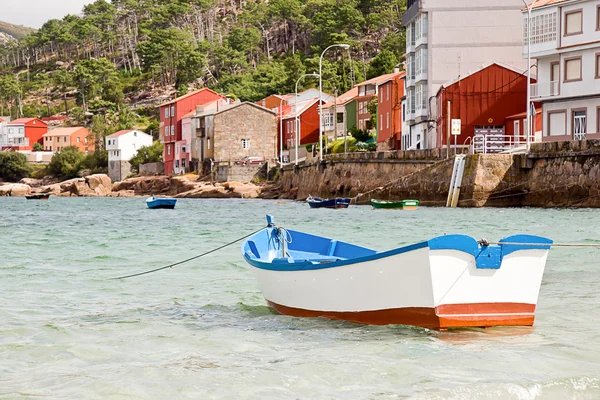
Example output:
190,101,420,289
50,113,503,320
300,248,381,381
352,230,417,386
280,99,323,149
435,62,536,150
159,88,224,174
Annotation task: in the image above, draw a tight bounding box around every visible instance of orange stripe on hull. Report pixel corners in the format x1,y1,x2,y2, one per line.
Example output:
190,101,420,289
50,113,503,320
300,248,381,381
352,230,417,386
266,301,537,329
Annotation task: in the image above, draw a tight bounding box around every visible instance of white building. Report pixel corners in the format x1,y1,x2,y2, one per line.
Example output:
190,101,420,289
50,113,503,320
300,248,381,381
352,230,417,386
105,129,153,182
402,0,528,148
525,0,600,141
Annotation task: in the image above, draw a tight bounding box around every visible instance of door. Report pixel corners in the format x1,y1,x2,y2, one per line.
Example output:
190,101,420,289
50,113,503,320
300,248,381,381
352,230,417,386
550,62,559,96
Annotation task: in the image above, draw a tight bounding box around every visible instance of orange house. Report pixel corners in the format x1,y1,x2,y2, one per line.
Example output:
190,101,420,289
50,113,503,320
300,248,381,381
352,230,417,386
43,127,94,153
2,118,48,151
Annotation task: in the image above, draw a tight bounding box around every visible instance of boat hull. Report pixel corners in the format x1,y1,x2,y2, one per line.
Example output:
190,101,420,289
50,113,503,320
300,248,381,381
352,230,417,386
146,198,177,209
307,196,351,209
25,194,50,200
371,199,419,210
243,222,551,329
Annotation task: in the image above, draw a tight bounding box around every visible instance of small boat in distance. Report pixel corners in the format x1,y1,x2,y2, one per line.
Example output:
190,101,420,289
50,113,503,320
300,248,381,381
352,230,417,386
306,195,351,209
25,194,50,200
241,215,553,329
146,195,177,209
371,199,419,210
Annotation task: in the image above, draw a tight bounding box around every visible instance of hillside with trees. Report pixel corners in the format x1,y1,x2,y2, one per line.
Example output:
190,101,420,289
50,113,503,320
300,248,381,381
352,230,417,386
0,0,406,146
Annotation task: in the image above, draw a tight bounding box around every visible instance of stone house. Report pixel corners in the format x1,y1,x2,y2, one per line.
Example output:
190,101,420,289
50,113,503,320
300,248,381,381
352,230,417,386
193,102,277,166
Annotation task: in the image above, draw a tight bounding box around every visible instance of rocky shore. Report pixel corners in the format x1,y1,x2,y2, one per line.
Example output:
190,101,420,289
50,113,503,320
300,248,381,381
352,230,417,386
0,174,262,199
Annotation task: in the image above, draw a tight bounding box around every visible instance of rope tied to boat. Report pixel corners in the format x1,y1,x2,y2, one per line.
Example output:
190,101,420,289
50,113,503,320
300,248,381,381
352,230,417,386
110,225,266,280
477,239,600,247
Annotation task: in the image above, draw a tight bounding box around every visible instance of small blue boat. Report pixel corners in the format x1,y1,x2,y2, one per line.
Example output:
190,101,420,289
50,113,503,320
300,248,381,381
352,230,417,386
146,195,177,209
306,194,351,209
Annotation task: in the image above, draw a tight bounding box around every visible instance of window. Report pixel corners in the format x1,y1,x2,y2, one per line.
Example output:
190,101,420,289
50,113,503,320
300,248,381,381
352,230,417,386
85,147,88,152
415,17,421,42
242,139,250,149
565,57,581,82
380,115,383,130
421,48,428,74
523,12,557,45
77,137,80,143
207,138,211,149
514,120,521,135
564,10,582,36
85,137,88,143
410,22,415,46
548,111,566,136
572,109,587,140
171,125,175,135
386,113,389,129
134,132,137,137
386,85,389,101
597,5,600,31
165,108,169,118
402,104,406,121
170,106,175,117
359,101,363,114
337,112,344,124
359,120,364,129
596,53,600,79
167,145,171,155
415,50,421,76
176,143,180,155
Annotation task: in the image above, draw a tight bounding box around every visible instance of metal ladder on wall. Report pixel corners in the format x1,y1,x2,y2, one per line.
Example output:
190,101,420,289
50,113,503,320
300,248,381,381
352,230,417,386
446,154,466,208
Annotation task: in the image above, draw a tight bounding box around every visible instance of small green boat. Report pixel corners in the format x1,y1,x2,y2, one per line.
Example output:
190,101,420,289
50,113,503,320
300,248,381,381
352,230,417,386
370,199,419,210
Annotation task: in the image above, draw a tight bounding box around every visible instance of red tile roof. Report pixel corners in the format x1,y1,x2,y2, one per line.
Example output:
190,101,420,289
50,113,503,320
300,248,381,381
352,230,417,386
523,0,566,10
7,117,47,125
107,129,135,138
357,72,403,88
160,88,222,107
322,87,359,108
43,127,88,137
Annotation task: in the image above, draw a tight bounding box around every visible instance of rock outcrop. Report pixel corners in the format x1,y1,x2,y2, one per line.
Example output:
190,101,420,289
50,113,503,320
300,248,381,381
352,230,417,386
0,183,31,196
36,174,113,197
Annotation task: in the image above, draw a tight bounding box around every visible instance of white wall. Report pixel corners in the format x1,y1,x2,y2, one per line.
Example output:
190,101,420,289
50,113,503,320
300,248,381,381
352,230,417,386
544,97,600,136
106,130,153,161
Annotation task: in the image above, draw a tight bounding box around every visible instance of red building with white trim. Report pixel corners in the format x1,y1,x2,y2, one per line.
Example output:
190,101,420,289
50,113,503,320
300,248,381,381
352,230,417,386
0,118,48,151
159,88,224,174
377,72,406,150
280,98,323,149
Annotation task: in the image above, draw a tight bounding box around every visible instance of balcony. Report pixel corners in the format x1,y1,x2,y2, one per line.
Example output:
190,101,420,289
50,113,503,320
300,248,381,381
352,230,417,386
531,81,559,99
0,137,29,148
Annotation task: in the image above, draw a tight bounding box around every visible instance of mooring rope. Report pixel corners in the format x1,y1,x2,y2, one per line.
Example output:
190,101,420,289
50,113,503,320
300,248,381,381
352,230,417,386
491,241,600,247
111,226,265,280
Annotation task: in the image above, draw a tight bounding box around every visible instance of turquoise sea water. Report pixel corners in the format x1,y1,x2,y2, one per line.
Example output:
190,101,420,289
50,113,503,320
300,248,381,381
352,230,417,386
1,197,600,399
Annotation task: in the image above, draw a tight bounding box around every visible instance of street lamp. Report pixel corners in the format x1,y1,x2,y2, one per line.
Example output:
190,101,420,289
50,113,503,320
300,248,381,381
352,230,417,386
319,43,350,161
523,0,536,152
295,73,320,165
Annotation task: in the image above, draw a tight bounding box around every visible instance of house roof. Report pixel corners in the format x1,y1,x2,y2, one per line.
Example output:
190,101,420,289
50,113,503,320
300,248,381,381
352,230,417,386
107,129,133,138
322,87,359,109
524,0,569,11
376,71,406,87
7,117,47,126
356,72,403,88
43,127,88,137
281,98,321,120
160,88,221,107
215,101,277,116
436,61,527,94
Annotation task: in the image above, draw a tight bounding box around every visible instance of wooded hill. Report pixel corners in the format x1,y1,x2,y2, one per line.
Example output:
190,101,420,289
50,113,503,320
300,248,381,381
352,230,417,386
0,0,406,136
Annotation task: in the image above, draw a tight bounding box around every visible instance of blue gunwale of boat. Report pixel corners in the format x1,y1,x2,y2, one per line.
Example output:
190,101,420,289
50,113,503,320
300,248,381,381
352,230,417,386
146,197,177,209
242,225,553,272
307,196,351,209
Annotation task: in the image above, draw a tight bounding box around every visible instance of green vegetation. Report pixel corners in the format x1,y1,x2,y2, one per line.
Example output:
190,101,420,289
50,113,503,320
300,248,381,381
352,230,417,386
32,142,43,152
0,0,406,123
48,146,86,178
130,141,163,172
0,151,32,181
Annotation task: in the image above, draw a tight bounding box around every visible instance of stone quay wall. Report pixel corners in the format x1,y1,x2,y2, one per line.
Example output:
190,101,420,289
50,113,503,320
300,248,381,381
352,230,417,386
278,140,600,208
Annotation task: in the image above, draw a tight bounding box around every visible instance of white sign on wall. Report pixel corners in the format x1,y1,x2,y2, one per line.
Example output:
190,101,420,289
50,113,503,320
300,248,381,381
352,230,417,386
451,119,461,136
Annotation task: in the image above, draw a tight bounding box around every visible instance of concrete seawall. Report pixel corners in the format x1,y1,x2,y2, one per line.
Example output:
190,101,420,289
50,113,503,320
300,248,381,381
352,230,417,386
278,140,600,208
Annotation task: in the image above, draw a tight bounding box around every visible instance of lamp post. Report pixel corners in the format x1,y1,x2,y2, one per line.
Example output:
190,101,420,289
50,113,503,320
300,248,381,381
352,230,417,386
295,73,320,165
523,0,536,152
319,43,350,161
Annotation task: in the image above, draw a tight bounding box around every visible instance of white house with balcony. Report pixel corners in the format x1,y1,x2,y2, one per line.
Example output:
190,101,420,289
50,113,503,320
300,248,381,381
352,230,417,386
525,0,600,141
105,129,153,182
402,0,528,149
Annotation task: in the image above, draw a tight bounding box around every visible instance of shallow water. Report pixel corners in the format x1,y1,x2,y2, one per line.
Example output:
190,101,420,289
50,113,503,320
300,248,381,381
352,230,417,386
1,197,599,399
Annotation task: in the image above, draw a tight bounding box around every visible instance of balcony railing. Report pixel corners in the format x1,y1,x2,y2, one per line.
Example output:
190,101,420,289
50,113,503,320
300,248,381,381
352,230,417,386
473,134,531,154
0,137,29,147
531,81,559,99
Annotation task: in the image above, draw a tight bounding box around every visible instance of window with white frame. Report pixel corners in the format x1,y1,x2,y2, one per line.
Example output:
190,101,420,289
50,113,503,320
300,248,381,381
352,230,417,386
514,120,521,135
386,112,389,129
548,111,566,136
421,84,427,111
409,55,415,80
410,89,416,114
410,22,415,46
207,138,211,149
165,108,169,118
415,16,422,42
380,114,383,130
407,24,412,47
171,125,175,135
170,106,175,116
167,145,171,155
415,49,422,76
421,48,427,74
573,109,586,140
242,139,250,149
415,83,422,111
421,14,427,38
565,57,581,82
523,12,557,44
